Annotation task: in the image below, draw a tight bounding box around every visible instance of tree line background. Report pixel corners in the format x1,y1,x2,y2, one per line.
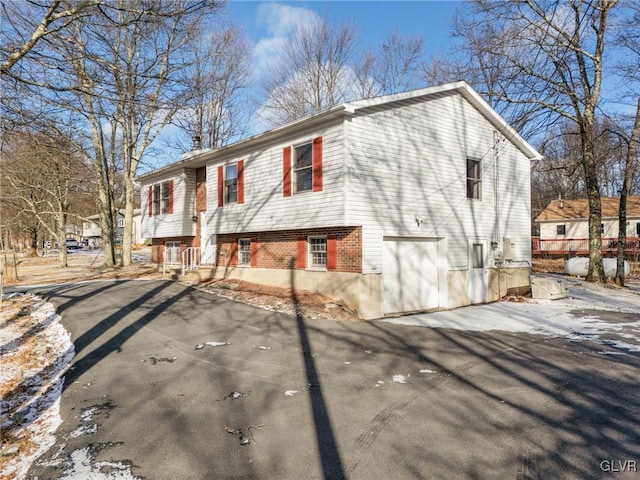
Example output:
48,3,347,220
1,0,638,282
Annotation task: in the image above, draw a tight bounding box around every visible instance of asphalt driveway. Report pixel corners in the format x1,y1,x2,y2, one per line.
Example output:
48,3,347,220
25,280,640,479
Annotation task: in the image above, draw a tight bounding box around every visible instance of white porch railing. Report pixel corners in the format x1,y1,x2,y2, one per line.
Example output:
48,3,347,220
180,246,217,275
181,247,200,275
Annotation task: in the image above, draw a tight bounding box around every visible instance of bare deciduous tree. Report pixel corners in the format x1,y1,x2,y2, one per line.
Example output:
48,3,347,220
613,1,640,285
10,0,223,266
260,16,359,127
0,0,99,76
0,129,92,266
171,24,253,150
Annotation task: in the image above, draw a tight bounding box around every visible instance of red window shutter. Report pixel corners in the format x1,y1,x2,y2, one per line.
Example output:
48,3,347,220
283,146,292,197
312,136,323,192
250,238,258,267
229,242,238,266
148,186,153,217
327,235,337,270
167,180,174,214
237,160,245,204
296,237,306,269
217,166,224,207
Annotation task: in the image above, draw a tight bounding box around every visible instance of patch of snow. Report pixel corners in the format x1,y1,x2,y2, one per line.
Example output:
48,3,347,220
384,276,640,353
205,341,230,347
0,293,74,480
69,423,97,438
392,375,407,384
284,390,298,396
419,369,436,374
57,447,141,480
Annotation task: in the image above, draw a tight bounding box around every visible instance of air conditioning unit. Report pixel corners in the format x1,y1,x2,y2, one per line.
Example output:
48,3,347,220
503,238,516,261
531,277,568,300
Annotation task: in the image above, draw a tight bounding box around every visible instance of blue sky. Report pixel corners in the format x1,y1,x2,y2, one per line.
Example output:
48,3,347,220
225,1,461,65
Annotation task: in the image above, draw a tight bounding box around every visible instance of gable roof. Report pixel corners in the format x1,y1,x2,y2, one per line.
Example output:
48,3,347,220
536,196,640,222
138,81,541,182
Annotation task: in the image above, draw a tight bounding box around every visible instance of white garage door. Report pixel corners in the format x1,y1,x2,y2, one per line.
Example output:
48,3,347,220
382,238,439,315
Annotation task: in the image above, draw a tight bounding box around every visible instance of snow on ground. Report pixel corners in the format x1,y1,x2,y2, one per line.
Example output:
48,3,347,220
384,275,640,353
0,293,74,480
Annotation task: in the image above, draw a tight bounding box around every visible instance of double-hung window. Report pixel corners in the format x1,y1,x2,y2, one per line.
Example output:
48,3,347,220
308,236,327,268
225,164,238,204
466,158,481,200
294,142,313,193
217,160,244,207
238,239,251,265
149,181,173,216
283,137,322,197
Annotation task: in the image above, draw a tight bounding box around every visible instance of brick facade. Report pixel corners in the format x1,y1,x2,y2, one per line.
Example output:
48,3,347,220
216,226,362,273
151,236,195,263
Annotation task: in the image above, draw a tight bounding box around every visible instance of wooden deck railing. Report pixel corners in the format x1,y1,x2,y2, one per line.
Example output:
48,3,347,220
532,237,640,257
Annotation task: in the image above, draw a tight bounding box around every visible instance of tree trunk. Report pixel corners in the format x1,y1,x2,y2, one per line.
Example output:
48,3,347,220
582,123,605,282
616,98,640,286
121,174,135,267
56,214,68,267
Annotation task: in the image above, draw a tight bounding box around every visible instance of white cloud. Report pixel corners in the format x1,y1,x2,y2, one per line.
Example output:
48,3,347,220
253,2,319,74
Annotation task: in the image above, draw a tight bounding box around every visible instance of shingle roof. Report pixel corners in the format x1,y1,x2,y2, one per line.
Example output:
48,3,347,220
535,196,640,222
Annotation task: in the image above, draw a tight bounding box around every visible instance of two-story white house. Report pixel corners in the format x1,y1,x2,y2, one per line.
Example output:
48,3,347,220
139,82,541,319
83,210,144,248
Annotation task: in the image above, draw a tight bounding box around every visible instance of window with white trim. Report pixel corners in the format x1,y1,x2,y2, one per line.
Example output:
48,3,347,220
308,236,327,267
466,158,481,200
294,142,313,193
225,164,238,204
238,238,251,265
151,181,172,215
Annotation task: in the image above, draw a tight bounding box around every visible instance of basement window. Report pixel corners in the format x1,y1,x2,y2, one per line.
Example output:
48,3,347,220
238,238,251,265
308,236,327,268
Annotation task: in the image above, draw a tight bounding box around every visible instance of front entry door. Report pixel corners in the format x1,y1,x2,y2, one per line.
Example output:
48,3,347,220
200,211,216,264
468,237,488,304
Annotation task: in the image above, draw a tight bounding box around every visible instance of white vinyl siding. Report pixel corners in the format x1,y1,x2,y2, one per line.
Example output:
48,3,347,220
345,93,531,273
141,169,197,239
207,120,345,234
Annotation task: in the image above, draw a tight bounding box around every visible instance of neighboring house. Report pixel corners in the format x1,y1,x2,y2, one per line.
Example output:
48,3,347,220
82,210,143,248
534,196,640,255
139,81,541,319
